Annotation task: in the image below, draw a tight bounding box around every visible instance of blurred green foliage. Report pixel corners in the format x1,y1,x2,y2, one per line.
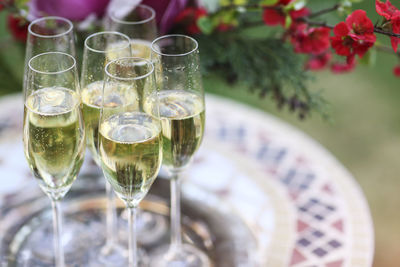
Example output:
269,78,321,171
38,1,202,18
0,12,25,95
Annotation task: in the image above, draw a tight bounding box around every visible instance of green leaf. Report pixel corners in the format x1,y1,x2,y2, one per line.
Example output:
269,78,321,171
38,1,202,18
338,0,353,15
218,10,238,24
197,17,215,35
234,0,248,4
220,0,231,6
285,15,292,28
285,0,307,11
202,0,220,13
338,2,353,15
260,0,279,5
359,49,377,67
220,0,249,5
15,0,30,9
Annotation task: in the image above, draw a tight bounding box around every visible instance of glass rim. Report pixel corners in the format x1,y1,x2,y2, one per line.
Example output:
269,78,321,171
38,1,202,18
109,4,155,25
28,16,73,38
84,31,131,54
28,52,76,75
151,34,199,57
105,57,154,81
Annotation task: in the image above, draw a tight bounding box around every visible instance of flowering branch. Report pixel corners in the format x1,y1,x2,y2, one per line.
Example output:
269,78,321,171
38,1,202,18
374,27,400,38
188,0,400,116
221,2,400,39
295,20,400,39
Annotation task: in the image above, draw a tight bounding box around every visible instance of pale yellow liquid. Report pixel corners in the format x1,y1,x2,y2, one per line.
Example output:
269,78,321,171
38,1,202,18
81,81,139,164
99,112,162,206
130,39,152,58
23,87,85,199
144,90,205,172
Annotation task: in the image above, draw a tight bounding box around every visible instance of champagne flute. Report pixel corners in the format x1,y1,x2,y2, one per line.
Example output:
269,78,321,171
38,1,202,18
81,31,131,265
106,4,168,245
148,35,210,266
24,16,76,90
99,57,162,266
22,16,94,263
23,52,85,267
106,4,157,58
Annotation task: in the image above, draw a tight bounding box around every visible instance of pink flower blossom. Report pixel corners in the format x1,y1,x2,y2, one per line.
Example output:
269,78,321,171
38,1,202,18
142,0,188,34
28,0,110,21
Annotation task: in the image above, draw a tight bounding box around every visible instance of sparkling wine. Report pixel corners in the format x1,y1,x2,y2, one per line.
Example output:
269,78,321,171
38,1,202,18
105,39,151,61
105,41,131,62
81,81,138,164
99,112,162,205
130,39,152,58
23,87,85,196
144,90,205,171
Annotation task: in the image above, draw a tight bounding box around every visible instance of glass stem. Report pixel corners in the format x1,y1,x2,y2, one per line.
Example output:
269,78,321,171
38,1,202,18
51,200,65,267
105,181,117,250
170,173,182,250
128,206,138,267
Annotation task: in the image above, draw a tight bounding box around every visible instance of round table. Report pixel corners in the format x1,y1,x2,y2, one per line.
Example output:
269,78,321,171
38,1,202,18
0,94,374,266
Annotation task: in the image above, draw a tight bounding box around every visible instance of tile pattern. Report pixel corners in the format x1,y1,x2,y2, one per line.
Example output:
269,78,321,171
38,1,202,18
201,95,374,267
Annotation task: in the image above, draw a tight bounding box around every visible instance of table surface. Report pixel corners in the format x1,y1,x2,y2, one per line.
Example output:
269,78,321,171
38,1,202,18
0,93,374,267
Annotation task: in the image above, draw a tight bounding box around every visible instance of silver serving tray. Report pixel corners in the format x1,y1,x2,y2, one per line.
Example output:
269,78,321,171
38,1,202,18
0,174,259,266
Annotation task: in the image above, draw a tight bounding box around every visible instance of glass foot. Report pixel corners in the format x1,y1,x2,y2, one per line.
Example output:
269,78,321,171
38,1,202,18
150,244,211,267
87,243,126,267
87,244,148,267
18,218,95,265
119,209,167,246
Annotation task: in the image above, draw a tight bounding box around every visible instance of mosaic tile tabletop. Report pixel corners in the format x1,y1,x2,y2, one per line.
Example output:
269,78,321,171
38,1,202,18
0,94,374,266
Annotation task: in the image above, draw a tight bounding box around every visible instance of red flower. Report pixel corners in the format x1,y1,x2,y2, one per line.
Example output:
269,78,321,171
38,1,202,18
391,20,400,52
289,8,310,20
306,52,332,71
7,15,28,42
376,1,400,52
0,0,6,11
216,23,234,32
263,8,285,26
346,10,376,42
393,65,400,76
331,10,376,59
279,0,293,5
331,55,357,73
331,23,352,56
262,0,309,27
174,7,207,35
376,0,400,20
263,7,309,26
291,25,331,55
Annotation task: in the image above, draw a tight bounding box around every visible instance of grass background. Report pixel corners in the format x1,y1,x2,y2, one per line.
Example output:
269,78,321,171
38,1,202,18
1,1,400,266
